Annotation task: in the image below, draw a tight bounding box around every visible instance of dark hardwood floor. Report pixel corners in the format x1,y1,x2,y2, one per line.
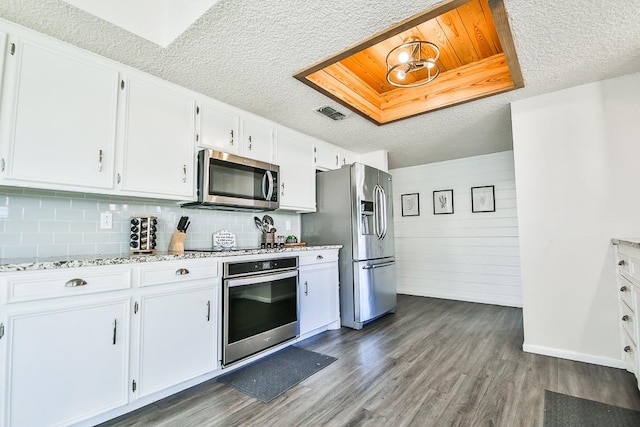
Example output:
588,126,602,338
103,295,640,426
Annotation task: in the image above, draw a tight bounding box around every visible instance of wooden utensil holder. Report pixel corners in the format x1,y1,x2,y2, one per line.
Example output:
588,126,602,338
168,231,186,254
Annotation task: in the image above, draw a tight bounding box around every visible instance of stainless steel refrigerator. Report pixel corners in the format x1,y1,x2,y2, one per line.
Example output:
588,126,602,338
301,163,396,330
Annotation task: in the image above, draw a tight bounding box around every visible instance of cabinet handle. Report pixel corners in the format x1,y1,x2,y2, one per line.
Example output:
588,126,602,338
624,345,633,353
98,149,103,172
335,155,339,166
206,300,211,322
65,278,87,287
1,158,4,172
622,315,630,322
619,260,626,266
175,268,190,275
248,136,252,150
117,173,121,184
281,182,285,197
182,165,187,183
304,281,308,296
317,255,324,260
230,130,234,146
621,286,628,292
112,319,117,345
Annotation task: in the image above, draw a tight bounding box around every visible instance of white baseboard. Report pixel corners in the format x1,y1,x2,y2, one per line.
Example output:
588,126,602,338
397,287,522,308
523,343,625,369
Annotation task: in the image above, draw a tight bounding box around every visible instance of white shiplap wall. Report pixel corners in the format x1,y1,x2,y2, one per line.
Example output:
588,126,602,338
390,151,522,307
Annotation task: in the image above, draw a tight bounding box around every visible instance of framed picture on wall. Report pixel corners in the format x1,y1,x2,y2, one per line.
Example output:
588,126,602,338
433,189,454,214
401,193,420,216
471,185,495,213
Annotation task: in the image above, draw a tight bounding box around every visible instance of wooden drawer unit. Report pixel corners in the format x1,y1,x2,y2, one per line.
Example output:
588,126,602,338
298,250,339,266
619,276,635,310
623,331,638,375
620,300,637,345
2,265,131,303
138,259,218,287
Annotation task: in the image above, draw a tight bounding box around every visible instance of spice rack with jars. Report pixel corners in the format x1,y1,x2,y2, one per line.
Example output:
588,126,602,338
130,216,157,254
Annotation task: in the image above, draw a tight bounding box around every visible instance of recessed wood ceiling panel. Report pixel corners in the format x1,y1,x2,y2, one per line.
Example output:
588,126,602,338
293,0,523,125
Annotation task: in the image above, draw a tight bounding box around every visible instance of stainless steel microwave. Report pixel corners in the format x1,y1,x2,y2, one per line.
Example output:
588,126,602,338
181,149,279,211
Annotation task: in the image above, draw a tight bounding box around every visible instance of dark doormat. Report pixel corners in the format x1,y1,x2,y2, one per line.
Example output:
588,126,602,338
216,346,337,403
544,390,640,427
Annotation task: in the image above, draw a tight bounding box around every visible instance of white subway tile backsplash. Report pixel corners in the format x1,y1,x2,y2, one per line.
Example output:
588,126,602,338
0,188,302,259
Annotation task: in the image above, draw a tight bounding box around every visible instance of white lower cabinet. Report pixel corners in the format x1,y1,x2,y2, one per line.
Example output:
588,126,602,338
299,250,340,336
6,299,129,426
615,241,640,390
135,285,217,398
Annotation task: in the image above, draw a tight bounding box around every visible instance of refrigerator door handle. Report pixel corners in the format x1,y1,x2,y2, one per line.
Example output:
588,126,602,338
373,185,381,238
362,261,395,269
379,185,387,240
374,184,385,240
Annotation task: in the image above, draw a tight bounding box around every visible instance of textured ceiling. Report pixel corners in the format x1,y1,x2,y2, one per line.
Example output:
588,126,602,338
1,0,640,169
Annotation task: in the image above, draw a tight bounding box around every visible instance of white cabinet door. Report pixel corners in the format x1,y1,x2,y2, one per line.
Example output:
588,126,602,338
3,37,118,189
276,130,315,212
242,117,274,163
314,141,341,170
0,31,7,106
137,286,217,397
120,76,195,199
198,100,240,155
340,150,358,168
299,262,339,335
6,300,129,426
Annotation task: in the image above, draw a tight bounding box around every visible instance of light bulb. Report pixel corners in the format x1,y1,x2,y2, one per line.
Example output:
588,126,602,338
398,51,410,64
397,69,406,80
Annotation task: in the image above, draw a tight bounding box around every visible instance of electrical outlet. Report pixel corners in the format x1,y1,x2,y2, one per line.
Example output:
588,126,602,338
285,220,291,231
100,212,113,230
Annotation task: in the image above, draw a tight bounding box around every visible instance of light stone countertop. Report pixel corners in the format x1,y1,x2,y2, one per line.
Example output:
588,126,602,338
0,245,343,273
611,238,640,249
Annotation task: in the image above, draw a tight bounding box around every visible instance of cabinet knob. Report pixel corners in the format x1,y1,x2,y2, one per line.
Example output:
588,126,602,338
622,315,630,322
620,286,628,292
624,345,633,353
175,268,190,275
618,260,626,266
317,255,324,260
65,278,88,287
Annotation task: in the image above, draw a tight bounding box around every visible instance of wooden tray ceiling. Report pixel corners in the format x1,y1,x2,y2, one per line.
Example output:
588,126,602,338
294,0,523,125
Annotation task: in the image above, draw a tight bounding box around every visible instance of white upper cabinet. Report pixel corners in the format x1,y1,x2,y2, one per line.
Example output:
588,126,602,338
1,33,118,189
276,129,316,212
314,140,342,170
197,99,240,155
0,30,7,106
241,116,274,163
119,75,196,199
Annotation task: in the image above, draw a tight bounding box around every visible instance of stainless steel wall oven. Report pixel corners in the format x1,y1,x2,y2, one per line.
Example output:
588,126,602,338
222,257,299,366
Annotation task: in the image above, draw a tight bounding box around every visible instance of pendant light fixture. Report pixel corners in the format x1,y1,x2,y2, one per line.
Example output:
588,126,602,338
386,39,440,88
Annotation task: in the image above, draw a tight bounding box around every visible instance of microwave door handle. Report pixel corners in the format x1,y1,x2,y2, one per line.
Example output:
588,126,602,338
261,172,268,200
265,170,274,201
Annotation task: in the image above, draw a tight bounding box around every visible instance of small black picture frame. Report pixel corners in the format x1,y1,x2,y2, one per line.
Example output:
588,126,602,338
401,193,420,217
433,189,454,215
471,185,496,213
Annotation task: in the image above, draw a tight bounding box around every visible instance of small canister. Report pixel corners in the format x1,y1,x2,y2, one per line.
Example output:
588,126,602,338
130,215,157,254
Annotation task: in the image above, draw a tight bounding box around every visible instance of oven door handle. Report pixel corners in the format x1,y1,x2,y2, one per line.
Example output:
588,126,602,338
225,269,298,288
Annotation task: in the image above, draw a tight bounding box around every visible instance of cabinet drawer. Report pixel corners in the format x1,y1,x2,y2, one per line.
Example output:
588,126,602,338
138,260,218,287
619,276,636,311
621,302,637,344
623,331,638,375
3,266,131,303
298,250,339,266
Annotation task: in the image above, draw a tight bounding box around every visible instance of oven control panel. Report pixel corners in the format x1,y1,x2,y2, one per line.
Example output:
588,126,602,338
224,256,298,278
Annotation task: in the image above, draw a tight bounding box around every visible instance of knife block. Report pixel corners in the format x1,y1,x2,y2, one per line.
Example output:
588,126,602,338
168,231,186,254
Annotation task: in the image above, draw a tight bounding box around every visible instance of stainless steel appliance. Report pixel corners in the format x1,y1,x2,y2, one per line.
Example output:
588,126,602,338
222,256,299,366
301,163,396,330
181,149,279,211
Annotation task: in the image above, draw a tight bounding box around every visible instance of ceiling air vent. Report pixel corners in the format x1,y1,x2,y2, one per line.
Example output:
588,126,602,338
315,106,348,121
